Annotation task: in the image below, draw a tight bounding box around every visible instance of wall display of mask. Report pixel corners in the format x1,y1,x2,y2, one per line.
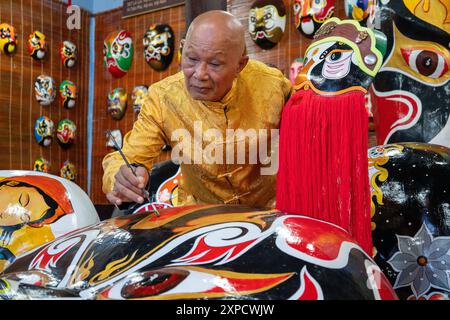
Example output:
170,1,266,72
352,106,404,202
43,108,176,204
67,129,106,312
249,0,287,49
60,160,76,182
60,40,77,68
106,129,123,151
131,85,148,114
344,0,379,27
103,30,133,78
59,80,77,109
143,24,175,71
289,57,304,85
56,119,76,148
0,23,17,54
28,30,47,60
34,116,54,147
34,75,56,106
33,156,49,173
293,0,335,38
107,88,128,120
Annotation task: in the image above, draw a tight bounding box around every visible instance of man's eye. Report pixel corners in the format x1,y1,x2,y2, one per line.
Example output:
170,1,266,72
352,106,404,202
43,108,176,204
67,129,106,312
209,62,220,67
401,48,449,79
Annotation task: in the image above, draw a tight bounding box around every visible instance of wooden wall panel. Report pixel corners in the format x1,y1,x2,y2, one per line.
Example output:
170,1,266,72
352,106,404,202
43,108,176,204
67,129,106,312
0,0,90,191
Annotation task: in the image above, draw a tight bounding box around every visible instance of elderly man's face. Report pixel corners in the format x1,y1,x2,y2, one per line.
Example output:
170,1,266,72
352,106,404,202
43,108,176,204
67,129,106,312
182,29,245,102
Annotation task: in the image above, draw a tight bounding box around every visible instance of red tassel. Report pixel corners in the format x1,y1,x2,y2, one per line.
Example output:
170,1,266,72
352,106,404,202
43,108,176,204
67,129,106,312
276,89,372,255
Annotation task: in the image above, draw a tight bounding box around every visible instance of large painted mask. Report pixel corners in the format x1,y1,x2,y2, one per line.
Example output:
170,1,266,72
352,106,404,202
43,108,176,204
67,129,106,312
293,0,335,38
131,85,148,114
294,18,385,96
34,116,54,147
344,0,379,27
104,30,133,78
143,24,174,71
60,161,76,182
106,129,123,151
0,23,17,54
28,31,47,60
33,156,49,173
289,57,304,85
0,204,398,299
56,119,76,147
59,80,77,109
369,143,450,300
107,88,127,120
371,1,450,148
249,0,286,49
34,75,56,106
0,170,99,272
60,40,77,68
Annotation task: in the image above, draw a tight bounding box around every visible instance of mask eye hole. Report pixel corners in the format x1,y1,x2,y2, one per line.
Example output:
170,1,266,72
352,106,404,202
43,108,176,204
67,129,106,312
401,48,449,79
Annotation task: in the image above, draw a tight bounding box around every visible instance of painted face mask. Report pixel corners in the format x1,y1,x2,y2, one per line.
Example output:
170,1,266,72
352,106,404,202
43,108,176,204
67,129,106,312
344,0,379,27
33,156,49,173
143,24,175,71
293,0,335,38
107,88,128,120
60,161,76,182
56,119,76,147
35,75,56,106
28,31,46,60
34,116,54,147
249,0,287,49
60,40,77,68
104,30,133,78
131,85,148,114
371,1,450,148
59,80,77,109
289,57,304,85
106,129,123,151
0,23,17,54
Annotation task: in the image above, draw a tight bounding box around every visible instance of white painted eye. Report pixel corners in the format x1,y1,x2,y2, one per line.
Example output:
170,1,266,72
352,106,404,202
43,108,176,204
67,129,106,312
322,50,353,80
293,3,301,14
401,48,449,79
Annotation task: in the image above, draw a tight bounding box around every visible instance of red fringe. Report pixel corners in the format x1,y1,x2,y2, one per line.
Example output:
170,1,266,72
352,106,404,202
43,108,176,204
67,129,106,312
276,89,372,255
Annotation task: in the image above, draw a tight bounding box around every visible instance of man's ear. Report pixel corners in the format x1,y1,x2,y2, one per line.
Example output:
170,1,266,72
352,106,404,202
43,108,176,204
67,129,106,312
237,55,249,73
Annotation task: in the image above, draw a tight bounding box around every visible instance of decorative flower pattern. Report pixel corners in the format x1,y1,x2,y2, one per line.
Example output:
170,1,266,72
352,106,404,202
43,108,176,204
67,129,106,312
388,224,450,298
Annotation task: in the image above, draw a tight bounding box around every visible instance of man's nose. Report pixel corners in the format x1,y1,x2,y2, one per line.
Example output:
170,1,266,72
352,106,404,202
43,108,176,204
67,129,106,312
194,62,209,81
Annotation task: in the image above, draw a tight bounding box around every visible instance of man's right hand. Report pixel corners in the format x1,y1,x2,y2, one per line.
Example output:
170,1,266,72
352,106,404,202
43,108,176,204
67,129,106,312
106,164,150,206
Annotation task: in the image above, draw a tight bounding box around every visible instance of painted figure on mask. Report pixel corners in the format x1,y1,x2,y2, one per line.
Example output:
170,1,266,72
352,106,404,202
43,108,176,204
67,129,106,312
106,129,123,151
56,119,76,147
289,57,304,85
131,85,148,114
35,75,56,106
34,116,54,147
60,161,76,182
277,18,386,255
107,88,128,120
293,0,335,38
371,1,450,148
0,23,17,54
104,30,133,78
33,157,49,173
60,40,77,68
28,31,46,60
59,80,77,109
143,24,175,71
344,0,379,27
249,0,287,49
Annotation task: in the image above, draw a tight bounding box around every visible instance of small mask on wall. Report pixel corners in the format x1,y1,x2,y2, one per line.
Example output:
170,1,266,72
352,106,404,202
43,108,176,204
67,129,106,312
33,156,49,173
293,0,335,38
56,119,76,147
60,40,77,68
28,30,47,60
34,116,54,147
143,24,175,71
106,129,123,151
59,80,77,109
35,75,56,106
104,30,133,78
107,88,128,120
289,57,304,85
344,0,379,27
131,85,148,114
0,23,17,54
249,0,287,49
60,160,76,182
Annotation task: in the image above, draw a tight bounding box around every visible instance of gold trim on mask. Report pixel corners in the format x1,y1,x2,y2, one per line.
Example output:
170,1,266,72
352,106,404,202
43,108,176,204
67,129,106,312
404,0,450,33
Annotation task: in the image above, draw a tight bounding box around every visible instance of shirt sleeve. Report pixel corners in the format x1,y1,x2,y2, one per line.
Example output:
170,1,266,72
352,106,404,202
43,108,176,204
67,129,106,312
102,88,167,194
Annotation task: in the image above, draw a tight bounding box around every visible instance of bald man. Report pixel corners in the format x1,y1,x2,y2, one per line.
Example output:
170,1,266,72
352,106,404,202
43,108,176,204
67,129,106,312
103,11,292,208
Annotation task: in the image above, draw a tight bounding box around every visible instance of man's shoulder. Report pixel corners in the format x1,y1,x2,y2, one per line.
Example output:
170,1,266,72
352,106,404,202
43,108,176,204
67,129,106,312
151,71,185,93
241,59,287,82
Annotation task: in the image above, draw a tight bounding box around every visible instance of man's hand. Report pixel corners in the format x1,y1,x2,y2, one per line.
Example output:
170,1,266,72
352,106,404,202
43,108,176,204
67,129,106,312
106,164,150,206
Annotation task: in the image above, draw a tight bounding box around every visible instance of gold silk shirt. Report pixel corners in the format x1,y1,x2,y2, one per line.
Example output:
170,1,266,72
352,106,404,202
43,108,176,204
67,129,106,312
102,59,292,207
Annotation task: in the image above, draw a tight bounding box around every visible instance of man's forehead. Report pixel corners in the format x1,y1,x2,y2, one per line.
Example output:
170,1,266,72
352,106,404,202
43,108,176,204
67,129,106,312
184,41,229,57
